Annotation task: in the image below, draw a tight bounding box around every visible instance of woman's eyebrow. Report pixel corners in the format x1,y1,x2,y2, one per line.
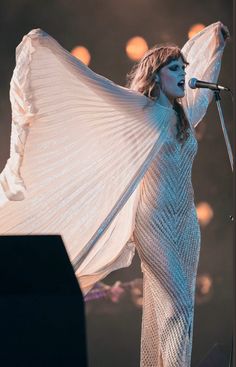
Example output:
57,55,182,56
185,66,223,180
169,62,185,68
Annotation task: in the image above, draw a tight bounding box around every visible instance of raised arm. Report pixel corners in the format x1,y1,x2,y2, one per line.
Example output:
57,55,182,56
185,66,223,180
180,21,229,128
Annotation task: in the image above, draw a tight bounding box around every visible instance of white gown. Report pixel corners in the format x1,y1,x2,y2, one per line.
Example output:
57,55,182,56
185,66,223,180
134,120,200,366
0,22,226,366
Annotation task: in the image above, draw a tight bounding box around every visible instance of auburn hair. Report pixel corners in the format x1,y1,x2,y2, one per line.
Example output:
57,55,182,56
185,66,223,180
126,45,190,143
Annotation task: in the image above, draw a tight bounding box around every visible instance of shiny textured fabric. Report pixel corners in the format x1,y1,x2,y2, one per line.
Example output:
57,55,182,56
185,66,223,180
134,125,200,366
0,22,226,366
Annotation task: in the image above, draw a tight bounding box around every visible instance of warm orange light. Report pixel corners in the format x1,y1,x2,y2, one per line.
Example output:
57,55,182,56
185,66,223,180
71,46,91,65
195,273,213,304
126,36,148,61
196,202,214,226
196,274,213,295
188,23,205,39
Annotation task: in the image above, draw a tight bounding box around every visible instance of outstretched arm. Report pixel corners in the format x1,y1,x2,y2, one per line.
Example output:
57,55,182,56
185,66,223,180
181,21,230,128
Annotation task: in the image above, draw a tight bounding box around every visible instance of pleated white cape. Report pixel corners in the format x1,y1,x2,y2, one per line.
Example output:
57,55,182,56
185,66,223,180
0,22,225,293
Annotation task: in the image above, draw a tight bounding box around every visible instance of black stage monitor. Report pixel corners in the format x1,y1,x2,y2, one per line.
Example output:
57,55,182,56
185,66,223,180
0,235,87,367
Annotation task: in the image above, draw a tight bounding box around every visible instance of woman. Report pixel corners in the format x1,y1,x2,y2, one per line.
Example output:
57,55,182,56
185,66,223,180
128,48,201,366
0,21,229,366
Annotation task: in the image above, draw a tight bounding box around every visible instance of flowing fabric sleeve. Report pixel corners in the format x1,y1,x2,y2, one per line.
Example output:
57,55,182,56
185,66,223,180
0,29,175,293
180,21,227,128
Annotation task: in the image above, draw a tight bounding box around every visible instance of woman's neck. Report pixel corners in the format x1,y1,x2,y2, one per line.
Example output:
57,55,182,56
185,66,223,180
157,90,175,109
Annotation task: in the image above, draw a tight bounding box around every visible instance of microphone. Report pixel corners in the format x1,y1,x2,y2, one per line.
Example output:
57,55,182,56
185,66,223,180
188,78,230,91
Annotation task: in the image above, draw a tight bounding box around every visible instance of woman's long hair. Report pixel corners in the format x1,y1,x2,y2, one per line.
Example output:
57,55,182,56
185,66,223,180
126,45,190,143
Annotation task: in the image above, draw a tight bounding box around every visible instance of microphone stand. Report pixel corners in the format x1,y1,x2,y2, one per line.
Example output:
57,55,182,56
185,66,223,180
213,91,233,172
214,90,234,367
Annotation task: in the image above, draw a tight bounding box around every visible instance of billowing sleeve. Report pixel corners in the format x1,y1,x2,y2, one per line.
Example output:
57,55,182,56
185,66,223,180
0,29,175,293
181,21,227,128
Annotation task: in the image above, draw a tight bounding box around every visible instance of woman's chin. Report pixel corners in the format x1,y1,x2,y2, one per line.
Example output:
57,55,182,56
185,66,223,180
177,91,185,99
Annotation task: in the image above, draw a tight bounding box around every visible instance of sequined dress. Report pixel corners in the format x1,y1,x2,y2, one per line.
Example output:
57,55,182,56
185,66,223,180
134,119,200,366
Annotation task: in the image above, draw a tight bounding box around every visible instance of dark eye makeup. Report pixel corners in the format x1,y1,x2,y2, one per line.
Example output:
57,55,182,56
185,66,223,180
169,64,186,71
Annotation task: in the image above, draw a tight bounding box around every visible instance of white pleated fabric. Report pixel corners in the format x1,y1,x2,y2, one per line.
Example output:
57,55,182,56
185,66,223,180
181,21,226,127
0,28,174,293
0,20,225,304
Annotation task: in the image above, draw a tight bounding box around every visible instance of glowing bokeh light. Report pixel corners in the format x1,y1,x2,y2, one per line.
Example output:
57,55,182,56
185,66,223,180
195,273,213,304
126,36,148,61
197,274,213,295
71,46,91,65
188,23,205,39
196,202,214,226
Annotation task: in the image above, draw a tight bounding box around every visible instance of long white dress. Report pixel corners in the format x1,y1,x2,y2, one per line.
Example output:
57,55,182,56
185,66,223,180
0,22,226,366
134,120,200,366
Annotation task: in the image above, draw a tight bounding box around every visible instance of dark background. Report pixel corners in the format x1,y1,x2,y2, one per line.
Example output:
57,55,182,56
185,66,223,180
0,1,233,366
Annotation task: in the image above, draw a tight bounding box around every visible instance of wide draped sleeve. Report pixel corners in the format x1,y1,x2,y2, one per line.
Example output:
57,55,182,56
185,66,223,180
0,29,175,293
181,21,227,128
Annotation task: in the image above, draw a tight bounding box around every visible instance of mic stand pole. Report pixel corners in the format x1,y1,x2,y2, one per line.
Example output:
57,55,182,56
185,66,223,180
214,91,233,172
214,90,234,367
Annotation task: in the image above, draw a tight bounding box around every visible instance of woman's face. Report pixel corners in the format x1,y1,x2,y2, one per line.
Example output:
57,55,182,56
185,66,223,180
157,57,186,103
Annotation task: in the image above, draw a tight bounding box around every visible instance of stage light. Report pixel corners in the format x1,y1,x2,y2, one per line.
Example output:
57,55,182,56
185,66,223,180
195,273,213,304
188,23,205,39
197,273,213,295
126,36,148,61
196,202,214,226
71,46,91,65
